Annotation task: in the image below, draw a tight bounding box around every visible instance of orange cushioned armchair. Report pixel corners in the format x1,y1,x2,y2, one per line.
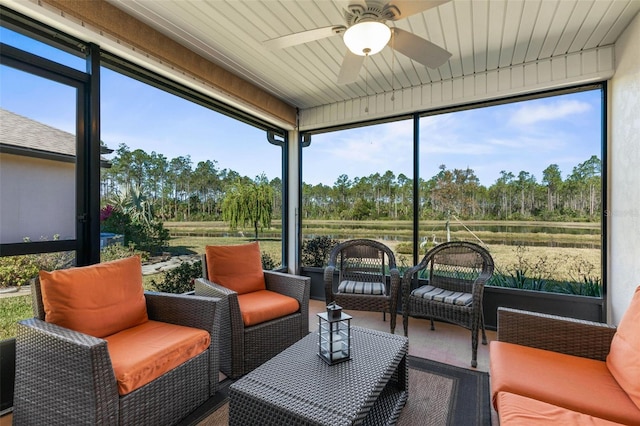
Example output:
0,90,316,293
13,256,222,426
490,285,640,425
194,241,310,378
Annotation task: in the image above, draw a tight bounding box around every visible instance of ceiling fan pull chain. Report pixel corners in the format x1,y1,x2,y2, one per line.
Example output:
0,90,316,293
364,53,369,113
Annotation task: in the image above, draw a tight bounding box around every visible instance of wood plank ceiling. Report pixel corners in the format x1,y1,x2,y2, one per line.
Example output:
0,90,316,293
106,0,639,111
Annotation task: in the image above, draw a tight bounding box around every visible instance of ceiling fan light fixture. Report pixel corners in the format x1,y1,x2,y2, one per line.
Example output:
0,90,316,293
343,21,391,56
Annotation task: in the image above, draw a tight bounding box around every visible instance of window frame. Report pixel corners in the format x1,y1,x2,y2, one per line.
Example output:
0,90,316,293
300,83,607,299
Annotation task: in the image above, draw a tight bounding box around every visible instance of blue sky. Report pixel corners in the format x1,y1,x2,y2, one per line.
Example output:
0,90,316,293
2,27,602,187
307,89,601,186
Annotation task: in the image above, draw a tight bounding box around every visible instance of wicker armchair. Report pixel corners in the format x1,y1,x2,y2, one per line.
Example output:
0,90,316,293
195,247,310,379
402,241,494,367
324,239,401,333
13,269,222,425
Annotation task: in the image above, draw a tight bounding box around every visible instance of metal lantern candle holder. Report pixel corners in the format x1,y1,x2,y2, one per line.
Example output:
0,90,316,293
317,302,352,365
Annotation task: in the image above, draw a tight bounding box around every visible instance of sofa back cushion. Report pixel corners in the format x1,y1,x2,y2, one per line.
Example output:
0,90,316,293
39,256,148,338
205,242,266,294
607,285,640,410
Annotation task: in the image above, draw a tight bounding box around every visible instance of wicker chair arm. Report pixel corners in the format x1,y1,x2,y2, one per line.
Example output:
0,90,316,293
401,263,427,298
497,307,616,361
323,265,336,280
15,318,119,423
194,277,237,297
145,291,221,333
389,267,401,280
264,270,310,303
388,267,401,292
17,317,110,353
323,265,337,303
194,277,241,330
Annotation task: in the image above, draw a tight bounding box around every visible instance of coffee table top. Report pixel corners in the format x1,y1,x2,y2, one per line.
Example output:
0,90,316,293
230,326,408,425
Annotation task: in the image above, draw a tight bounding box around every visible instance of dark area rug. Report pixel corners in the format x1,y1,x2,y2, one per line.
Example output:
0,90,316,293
400,356,491,426
180,356,491,426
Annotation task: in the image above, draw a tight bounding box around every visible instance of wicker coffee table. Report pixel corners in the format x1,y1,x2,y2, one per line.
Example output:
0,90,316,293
229,326,408,425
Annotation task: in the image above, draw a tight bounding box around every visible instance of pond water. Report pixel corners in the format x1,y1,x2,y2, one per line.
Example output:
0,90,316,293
169,221,602,249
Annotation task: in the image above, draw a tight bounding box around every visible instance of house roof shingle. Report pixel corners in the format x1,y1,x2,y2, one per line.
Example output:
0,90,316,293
0,108,76,157
0,108,112,165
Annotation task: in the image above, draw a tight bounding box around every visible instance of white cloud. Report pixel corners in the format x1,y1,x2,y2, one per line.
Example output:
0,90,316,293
487,134,566,152
509,100,591,126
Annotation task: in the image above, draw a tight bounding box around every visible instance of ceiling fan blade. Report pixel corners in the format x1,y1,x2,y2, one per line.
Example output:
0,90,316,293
386,0,451,20
391,28,452,68
264,26,346,50
337,51,365,85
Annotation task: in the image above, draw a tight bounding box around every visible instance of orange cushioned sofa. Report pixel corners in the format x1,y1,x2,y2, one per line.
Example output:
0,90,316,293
490,286,640,425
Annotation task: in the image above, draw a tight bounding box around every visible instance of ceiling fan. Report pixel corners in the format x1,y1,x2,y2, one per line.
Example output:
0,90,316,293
263,0,452,85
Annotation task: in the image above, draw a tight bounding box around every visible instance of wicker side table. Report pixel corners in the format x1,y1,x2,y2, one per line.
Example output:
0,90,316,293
229,326,408,425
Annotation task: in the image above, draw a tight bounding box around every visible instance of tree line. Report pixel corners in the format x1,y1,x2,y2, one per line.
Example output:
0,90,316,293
304,156,601,221
102,143,601,223
101,144,282,222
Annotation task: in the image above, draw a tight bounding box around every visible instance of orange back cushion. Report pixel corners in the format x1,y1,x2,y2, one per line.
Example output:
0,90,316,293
39,256,148,338
607,285,640,409
205,242,265,294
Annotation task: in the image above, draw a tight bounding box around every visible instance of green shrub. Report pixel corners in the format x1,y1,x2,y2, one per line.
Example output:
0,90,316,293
149,251,281,294
101,206,169,255
101,243,149,263
395,242,412,254
151,260,202,294
261,252,277,270
301,236,338,267
0,247,76,288
0,256,39,288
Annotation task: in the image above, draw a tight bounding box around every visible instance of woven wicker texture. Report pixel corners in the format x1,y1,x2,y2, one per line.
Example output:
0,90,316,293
197,254,311,378
13,277,222,426
324,239,401,333
497,307,616,361
402,241,494,368
229,326,408,426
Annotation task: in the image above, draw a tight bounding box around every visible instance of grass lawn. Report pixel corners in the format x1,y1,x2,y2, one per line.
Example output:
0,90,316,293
0,295,31,340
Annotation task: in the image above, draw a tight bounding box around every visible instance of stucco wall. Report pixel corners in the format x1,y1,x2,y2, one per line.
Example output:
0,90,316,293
609,11,640,324
0,154,76,244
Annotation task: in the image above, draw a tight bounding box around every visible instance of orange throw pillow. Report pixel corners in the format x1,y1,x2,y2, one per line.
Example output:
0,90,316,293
205,242,266,294
606,285,640,410
39,256,148,338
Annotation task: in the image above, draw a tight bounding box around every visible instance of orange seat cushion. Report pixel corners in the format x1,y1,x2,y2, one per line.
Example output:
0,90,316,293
39,256,148,338
205,242,266,294
490,341,640,425
237,290,300,326
496,391,626,425
607,285,640,410
105,320,210,395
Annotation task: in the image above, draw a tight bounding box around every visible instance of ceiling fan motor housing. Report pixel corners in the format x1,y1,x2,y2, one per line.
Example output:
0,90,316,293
345,1,401,25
